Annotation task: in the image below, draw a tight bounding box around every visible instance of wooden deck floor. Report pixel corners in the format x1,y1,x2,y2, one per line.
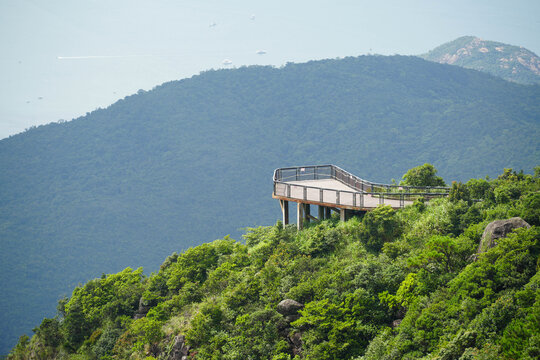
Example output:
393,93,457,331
287,179,357,192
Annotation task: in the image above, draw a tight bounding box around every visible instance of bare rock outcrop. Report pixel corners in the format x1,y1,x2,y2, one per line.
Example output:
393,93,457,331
167,335,190,360
289,332,303,357
133,297,151,319
277,299,304,356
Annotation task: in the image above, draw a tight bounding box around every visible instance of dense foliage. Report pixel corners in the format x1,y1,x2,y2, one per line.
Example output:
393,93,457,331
401,163,446,187
420,36,540,85
1,54,539,353
9,167,540,359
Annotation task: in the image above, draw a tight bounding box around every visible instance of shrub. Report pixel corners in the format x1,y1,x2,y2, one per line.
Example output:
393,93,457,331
360,205,401,252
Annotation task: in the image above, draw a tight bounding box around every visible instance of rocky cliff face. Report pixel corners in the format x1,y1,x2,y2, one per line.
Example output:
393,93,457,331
420,36,540,85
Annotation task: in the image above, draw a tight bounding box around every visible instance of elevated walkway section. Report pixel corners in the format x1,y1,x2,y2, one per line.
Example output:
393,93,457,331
273,165,450,229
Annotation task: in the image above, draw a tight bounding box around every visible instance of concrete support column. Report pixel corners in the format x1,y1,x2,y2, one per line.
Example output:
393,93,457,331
281,200,289,228
297,202,304,230
318,205,325,221
340,209,346,222
304,204,310,223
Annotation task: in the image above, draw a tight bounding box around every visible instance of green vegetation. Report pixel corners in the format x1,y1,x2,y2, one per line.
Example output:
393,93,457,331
401,163,446,187
1,54,539,353
9,167,540,359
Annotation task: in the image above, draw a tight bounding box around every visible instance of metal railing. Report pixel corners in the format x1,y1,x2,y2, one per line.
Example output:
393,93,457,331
273,165,450,209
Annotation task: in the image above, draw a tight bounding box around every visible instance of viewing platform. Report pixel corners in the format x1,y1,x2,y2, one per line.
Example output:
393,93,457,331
273,165,450,229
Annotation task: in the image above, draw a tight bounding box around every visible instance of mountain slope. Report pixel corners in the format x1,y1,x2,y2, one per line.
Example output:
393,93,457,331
420,36,540,85
1,55,539,353
9,169,540,359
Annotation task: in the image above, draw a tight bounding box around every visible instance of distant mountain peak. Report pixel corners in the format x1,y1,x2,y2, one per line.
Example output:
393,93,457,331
420,36,540,84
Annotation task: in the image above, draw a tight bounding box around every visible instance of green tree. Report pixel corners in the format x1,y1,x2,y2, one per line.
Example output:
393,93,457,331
449,181,470,203
401,163,447,187
359,205,401,252
465,178,493,201
130,318,163,356
409,235,475,274
61,267,144,350
8,335,29,359
292,289,382,359
166,238,241,291
34,318,63,348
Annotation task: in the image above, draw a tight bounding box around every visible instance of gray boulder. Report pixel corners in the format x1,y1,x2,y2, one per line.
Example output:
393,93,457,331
478,217,531,253
277,299,304,316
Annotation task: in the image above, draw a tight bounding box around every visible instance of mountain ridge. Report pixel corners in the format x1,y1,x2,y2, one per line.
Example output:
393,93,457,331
420,35,540,85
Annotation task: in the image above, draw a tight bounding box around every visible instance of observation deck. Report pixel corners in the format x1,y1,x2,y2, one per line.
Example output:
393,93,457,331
273,165,450,229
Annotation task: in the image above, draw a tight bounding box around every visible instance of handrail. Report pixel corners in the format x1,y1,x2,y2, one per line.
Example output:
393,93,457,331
273,165,450,209
273,180,450,197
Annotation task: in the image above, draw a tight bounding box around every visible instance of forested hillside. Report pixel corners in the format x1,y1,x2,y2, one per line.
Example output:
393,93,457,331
1,55,539,353
9,167,540,359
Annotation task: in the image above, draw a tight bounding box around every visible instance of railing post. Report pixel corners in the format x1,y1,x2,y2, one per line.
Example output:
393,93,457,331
353,192,356,207
320,188,323,202
379,193,384,205
336,191,340,205
296,168,299,181
314,167,318,180
287,184,291,198
303,187,307,200
400,193,404,208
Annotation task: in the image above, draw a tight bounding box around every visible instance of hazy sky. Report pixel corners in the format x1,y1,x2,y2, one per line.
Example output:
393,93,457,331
1,0,539,139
